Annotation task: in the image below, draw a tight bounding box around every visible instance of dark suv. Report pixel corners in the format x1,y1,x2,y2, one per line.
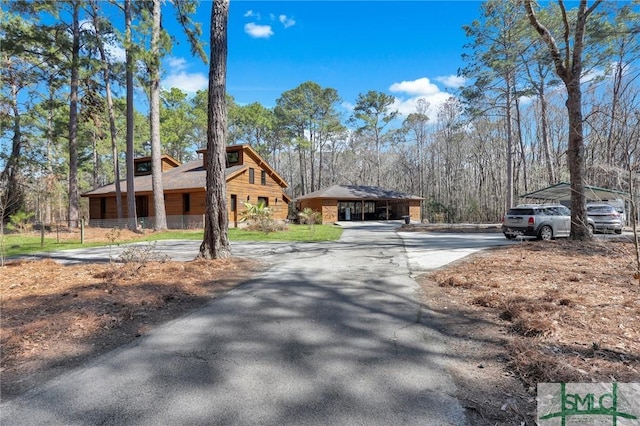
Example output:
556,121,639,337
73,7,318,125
501,204,571,240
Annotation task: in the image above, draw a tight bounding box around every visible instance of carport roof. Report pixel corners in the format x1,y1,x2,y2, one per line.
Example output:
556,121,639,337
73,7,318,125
295,185,424,201
520,182,628,201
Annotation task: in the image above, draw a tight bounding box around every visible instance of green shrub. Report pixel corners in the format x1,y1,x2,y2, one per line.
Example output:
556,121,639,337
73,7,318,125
7,210,34,233
240,201,286,234
298,208,322,225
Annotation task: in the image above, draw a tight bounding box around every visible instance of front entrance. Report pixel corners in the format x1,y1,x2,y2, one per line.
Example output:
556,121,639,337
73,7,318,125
135,196,149,218
337,200,407,221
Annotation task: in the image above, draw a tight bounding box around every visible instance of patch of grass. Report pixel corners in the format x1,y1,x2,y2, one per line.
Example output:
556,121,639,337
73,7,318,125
2,225,342,257
1,230,205,258
139,230,204,241
2,235,104,258
228,224,342,242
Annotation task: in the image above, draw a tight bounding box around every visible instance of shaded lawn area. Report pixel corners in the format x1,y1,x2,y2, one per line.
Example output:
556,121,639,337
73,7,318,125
1,224,343,258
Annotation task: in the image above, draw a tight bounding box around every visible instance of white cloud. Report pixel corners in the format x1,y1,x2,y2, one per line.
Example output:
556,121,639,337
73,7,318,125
279,14,296,28
341,101,355,112
162,72,208,94
388,77,456,121
391,93,453,119
581,68,605,84
245,22,274,39
389,77,440,96
244,10,260,19
167,57,188,71
435,74,466,89
79,19,126,63
105,43,126,63
162,59,208,93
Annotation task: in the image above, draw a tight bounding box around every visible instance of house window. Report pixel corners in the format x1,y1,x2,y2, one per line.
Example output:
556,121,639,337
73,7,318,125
258,196,269,207
100,198,107,217
261,170,266,185
183,193,191,212
249,168,255,184
226,150,240,166
135,161,152,175
230,194,237,211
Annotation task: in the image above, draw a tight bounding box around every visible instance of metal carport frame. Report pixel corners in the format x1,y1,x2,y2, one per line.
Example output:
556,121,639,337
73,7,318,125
520,182,628,202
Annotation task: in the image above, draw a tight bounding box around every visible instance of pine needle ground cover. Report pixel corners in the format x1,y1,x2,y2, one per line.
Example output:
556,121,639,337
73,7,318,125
419,239,640,423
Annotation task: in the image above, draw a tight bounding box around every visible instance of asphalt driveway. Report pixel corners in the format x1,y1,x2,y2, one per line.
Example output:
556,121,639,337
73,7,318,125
2,222,514,425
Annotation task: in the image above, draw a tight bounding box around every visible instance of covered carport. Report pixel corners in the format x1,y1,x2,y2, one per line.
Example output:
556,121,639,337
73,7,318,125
520,182,628,203
520,182,629,223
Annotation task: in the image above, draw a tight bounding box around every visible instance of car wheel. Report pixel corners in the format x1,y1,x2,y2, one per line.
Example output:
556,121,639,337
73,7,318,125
538,225,553,241
504,233,516,240
588,224,594,237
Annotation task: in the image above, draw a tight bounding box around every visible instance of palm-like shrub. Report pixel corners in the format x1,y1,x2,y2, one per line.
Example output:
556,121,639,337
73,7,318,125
298,208,322,225
240,201,285,233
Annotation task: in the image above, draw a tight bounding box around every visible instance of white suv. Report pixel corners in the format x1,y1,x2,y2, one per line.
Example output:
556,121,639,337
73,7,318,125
586,203,624,234
501,204,572,240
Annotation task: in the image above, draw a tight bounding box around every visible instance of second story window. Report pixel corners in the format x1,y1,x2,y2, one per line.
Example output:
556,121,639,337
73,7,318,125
261,170,266,185
249,168,255,184
134,161,152,176
226,150,240,166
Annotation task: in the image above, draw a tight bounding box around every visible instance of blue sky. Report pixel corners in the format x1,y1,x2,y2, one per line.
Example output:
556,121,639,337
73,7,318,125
154,1,481,117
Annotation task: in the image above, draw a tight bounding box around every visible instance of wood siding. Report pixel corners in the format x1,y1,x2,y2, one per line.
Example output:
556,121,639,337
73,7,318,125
226,165,288,221
322,200,337,223
86,146,289,227
409,201,421,221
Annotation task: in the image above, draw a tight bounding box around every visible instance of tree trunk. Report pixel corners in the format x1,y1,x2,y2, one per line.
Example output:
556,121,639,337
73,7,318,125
538,78,556,184
1,60,24,221
45,81,54,225
150,0,167,231
566,79,589,240
298,142,306,195
67,1,80,228
375,128,381,187
504,74,514,210
90,0,123,220
125,0,138,231
92,127,99,187
309,129,316,192
108,82,123,221
514,94,528,193
199,0,231,259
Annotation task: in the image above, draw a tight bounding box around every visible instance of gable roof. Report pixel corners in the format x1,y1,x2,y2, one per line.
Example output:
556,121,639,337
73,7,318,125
241,144,288,188
520,182,628,202
134,154,181,168
83,145,289,197
83,161,247,196
295,185,424,201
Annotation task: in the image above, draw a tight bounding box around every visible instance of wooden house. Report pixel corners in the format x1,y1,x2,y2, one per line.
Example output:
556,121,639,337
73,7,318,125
295,185,423,223
82,145,290,228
